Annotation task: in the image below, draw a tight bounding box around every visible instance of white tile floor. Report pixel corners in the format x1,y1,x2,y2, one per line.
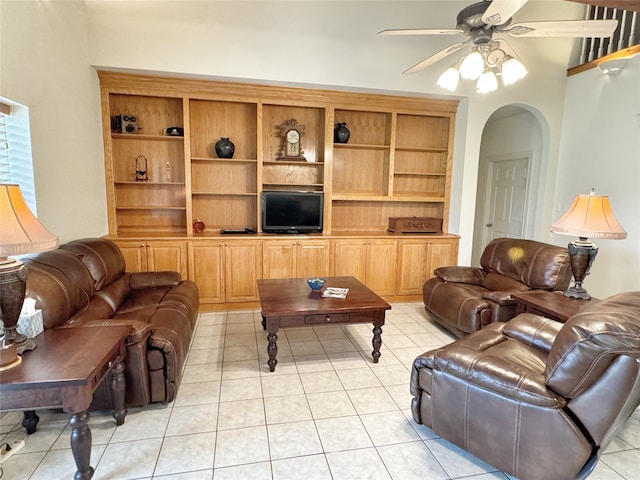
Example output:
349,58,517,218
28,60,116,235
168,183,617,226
2,302,639,479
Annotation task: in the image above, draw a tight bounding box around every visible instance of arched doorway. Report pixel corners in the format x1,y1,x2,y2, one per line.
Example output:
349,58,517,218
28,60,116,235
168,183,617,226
471,105,548,265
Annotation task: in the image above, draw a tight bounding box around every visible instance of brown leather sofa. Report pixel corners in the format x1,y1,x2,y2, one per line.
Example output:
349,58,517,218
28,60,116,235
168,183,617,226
23,238,199,408
423,238,572,337
411,291,640,480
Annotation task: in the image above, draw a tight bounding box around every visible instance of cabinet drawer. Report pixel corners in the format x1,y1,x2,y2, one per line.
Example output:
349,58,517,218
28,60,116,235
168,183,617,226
305,313,350,325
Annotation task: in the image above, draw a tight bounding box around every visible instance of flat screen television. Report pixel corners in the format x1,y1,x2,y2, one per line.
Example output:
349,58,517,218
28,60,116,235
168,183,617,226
261,190,324,234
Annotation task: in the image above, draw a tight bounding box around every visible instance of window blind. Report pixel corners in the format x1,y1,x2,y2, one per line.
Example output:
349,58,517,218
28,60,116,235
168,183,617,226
0,100,37,214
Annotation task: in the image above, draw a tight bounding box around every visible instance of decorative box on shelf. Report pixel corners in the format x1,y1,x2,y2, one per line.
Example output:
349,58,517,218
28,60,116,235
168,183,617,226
387,217,442,233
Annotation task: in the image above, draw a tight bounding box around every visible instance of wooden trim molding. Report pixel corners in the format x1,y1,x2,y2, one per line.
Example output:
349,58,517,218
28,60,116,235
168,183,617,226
567,44,640,76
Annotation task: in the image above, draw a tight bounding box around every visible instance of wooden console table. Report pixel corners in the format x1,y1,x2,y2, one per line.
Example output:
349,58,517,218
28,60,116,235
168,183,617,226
257,276,391,372
512,290,598,323
0,325,129,480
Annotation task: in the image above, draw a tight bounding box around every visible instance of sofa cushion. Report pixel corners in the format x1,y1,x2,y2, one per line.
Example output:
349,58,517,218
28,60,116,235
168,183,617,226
61,238,126,290
480,238,571,290
23,250,95,329
546,291,640,398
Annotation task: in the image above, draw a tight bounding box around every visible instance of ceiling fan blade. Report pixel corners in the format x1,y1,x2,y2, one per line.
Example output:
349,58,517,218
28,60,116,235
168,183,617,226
506,19,618,38
403,42,468,74
481,0,529,26
378,28,463,36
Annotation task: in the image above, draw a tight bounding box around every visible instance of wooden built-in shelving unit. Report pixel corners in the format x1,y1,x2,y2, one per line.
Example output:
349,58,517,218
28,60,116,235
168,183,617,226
98,71,460,308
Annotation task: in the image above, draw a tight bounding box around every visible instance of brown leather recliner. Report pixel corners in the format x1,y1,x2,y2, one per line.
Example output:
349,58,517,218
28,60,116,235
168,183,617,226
23,238,199,408
423,238,572,337
411,291,640,480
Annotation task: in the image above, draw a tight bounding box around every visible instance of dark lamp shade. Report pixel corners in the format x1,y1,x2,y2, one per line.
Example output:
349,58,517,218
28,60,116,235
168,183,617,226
550,194,627,240
0,183,59,256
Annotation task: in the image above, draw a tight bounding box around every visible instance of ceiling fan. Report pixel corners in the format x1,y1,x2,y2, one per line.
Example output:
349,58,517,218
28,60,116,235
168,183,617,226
379,0,618,92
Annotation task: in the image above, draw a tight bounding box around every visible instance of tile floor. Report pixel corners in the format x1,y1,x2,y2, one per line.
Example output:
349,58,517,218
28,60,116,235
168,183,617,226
1,302,639,479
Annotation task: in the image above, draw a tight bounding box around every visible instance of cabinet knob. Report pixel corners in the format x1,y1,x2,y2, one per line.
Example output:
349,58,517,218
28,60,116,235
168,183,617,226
486,223,492,228
140,243,145,247
325,316,331,322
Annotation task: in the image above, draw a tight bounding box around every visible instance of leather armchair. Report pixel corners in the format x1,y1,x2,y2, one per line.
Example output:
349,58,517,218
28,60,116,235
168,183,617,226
423,238,572,337
411,291,640,480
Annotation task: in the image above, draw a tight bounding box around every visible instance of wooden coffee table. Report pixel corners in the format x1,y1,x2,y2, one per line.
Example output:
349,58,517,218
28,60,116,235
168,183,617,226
0,325,129,480
257,276,391,372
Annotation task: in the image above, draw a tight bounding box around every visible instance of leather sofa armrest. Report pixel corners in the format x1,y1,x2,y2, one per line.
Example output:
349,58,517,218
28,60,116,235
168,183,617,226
434,266,487,285
126,271,181,290
435,345,565,407
503,314,563,354
64,319,152,345
482,290,519,306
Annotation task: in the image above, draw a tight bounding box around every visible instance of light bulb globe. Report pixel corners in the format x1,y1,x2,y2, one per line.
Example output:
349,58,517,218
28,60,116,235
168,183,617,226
459,51,484,80
502,57,527,85
476,70,498,94
437,67,460,91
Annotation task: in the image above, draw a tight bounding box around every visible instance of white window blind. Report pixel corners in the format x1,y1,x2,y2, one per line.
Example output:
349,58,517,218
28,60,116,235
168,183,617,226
0,100,37,214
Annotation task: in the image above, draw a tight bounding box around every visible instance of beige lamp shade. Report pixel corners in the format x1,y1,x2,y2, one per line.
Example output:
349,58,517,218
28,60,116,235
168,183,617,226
0,183,59,257
550,193,627,240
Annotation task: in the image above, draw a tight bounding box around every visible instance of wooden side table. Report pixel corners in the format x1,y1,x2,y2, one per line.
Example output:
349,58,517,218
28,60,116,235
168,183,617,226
0,325,130,480
512,290,598,323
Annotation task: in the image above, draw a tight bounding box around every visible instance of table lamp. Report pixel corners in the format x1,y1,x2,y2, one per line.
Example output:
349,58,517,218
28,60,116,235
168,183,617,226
0,184,58,370
550,190,627,300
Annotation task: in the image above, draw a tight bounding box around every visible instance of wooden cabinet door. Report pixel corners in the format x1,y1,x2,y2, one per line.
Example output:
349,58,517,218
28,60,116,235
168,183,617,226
396,240,430,296
113,240,147,272
333,240,367,283
188,242,225,304
263,241,296,279
396,238,459,296
365,240,397,296
224,241,262,302
146,241,188,278
296,240,331,278
426,238,458,278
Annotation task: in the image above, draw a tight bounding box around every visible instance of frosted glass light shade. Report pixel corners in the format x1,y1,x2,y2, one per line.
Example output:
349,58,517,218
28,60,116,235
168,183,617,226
476,70,498,94
437,67,460,91
502,57,527,85
459,51,484,80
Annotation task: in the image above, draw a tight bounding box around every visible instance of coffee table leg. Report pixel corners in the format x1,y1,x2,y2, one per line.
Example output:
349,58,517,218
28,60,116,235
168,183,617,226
267,332,278,372
372,325,383,363
69,411,94,480
111,359,127,426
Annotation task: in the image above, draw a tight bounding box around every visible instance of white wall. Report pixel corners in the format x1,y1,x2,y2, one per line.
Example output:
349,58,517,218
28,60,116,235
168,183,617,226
2,0,586,269
472,107,544,265
553,55,640,298
0,0,106,242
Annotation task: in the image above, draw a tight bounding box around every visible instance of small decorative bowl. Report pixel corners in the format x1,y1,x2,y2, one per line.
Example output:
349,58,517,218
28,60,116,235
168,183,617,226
307,277,326,291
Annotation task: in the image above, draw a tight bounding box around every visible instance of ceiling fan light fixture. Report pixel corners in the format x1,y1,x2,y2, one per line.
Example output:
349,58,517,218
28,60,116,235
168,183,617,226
437,66,460,91
501,56,527,85
476,69,498,94
459,50,484,80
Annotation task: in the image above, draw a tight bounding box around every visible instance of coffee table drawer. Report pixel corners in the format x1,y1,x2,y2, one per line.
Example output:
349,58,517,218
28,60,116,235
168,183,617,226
305,313,350,325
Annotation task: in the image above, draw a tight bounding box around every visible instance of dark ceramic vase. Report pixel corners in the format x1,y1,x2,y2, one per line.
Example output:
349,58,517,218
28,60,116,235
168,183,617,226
334,123,350,144
215,137,235,159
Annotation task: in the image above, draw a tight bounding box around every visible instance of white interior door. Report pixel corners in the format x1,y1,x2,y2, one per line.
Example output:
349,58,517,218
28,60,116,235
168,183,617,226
482,156,530,245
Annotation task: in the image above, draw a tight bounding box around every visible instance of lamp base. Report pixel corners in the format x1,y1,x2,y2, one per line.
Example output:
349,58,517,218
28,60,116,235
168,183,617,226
1,257,37,355
0,343,21,371
564,239,598,301
564,283,591,300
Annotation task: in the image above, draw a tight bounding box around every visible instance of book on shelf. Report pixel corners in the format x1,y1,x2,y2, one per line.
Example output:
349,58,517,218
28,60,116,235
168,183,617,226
322,287,349,299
